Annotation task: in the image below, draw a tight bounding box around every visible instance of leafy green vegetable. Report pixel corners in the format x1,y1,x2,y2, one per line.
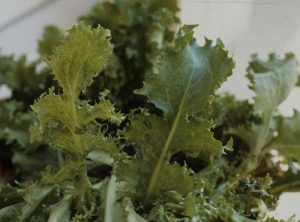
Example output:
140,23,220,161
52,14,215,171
78,0,180,112
117,25,234,202
228,53,298,155
1,0,300,221
38,25,65,56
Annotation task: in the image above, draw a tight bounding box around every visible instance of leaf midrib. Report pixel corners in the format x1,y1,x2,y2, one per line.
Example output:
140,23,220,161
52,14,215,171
145,45,198,201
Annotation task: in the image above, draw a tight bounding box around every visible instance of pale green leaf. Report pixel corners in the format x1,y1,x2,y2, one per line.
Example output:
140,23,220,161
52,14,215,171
30,23,124,157
0,183,55,222
46,22,112,97
228,53,298,155
48,195,72,222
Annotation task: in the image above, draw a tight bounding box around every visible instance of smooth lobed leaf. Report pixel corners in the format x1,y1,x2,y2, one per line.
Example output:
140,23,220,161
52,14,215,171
136,26,234,120
228,53,299,155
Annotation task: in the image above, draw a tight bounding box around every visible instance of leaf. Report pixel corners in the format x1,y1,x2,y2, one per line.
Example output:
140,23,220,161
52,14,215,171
30,23,124,157
45,22,112,97
0,100,35,148
136,26,233,120
78,0,180,112
228,53,299,155
122,197,148,222
0,183,55,222
156,164,197,196
0,54,55,108
211,93,254,128
38,25,65,56
48,194,72,222
119,25,234,201
265,110,300,162
271,168,300,195
12,147,60,182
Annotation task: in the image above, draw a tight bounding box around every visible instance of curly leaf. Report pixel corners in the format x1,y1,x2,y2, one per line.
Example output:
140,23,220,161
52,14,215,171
30,23,123,157
45,22,112,97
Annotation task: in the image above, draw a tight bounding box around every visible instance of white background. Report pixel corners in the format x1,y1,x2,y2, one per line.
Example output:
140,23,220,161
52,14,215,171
0,0,300,220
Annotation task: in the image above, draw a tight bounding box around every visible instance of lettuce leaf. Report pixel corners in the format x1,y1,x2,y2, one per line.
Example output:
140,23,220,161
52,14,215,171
117,25,234,201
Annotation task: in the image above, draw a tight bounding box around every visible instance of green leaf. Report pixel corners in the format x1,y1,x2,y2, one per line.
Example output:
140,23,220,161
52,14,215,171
30,23,123,157
48,194,72,222
0,54,55,108
136,26,234,120
271,168,300,195
38,25,65,56
0,100,35,148
265,111,300,161
119,26,234,201
12,147,60,182
228,53,299,155
0,183,55,222
78,0,180,112
45,22,112,97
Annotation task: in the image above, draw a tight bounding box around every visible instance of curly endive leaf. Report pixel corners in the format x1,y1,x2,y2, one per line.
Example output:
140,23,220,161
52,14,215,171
228,54,298,154
120,26,234,201
45,22,112,97
30,89,122,155
31,23,123,157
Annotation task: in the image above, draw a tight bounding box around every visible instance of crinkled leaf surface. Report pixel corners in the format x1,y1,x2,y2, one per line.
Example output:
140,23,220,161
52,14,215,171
78,0,180,112
119,25,234,201
30,23,123,157
45,22,112,97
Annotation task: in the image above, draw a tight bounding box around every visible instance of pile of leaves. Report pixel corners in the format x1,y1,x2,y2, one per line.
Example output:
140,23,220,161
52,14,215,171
1,0,300,221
